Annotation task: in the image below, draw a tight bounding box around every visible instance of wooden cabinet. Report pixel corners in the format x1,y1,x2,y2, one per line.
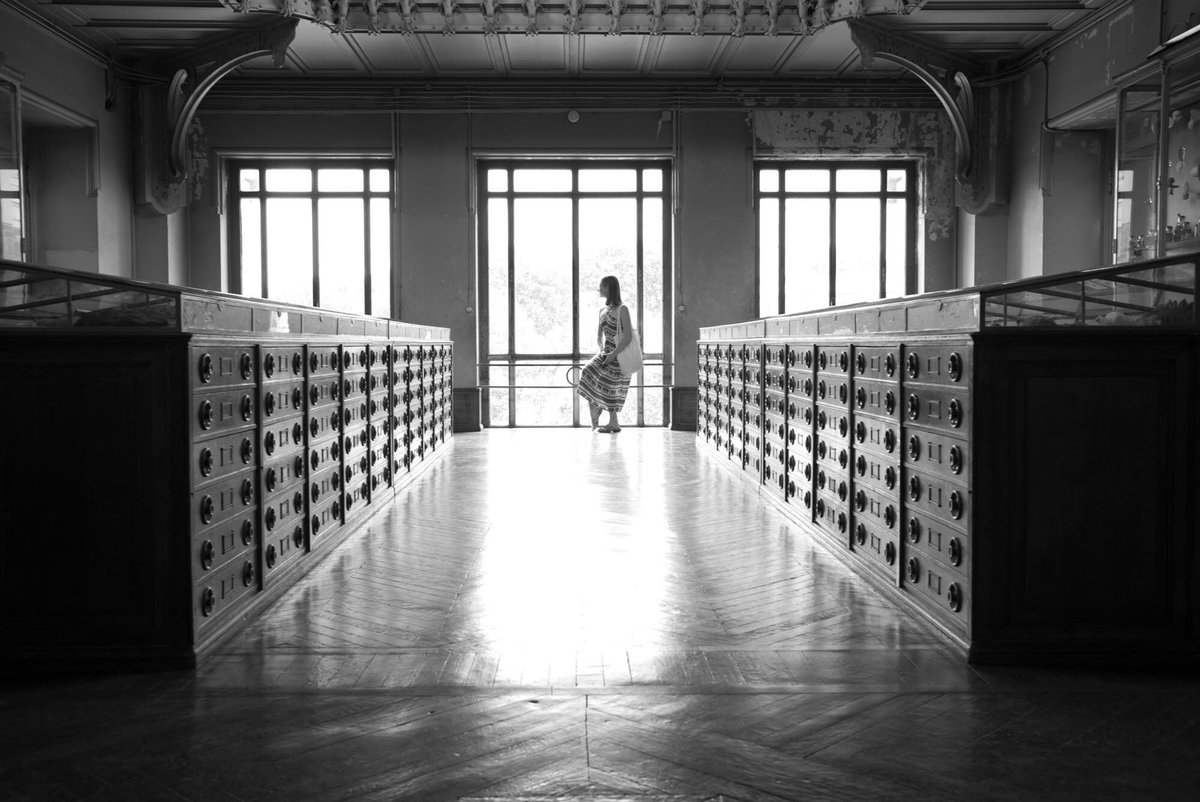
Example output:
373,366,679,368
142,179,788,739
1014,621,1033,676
0,261,453,672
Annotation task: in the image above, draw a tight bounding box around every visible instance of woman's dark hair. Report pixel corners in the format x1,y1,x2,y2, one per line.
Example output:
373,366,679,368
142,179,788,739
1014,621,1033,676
600,275,622,307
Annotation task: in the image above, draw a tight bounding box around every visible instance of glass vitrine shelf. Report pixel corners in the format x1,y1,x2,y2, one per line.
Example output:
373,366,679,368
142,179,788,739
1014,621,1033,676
0,262,180,329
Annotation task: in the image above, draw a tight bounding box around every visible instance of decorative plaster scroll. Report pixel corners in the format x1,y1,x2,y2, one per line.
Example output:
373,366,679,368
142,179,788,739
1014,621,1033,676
482,0,500,35
365,0,381,33
442,0,459,35
279,0,296,16
398,0,417,34
314,0,332,24
335,0,349,33
763,0,781,37
690,0,707,36
608,0,623,36
524,0,539,35
648,0,666,35
729,0,747,37
564,0,582,34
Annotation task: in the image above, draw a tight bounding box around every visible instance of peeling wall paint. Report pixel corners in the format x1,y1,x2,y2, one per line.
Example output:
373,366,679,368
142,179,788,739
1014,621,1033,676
753,109,957,290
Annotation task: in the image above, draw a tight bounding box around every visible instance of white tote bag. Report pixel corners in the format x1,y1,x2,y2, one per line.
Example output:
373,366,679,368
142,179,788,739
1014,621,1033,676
614,305,643,375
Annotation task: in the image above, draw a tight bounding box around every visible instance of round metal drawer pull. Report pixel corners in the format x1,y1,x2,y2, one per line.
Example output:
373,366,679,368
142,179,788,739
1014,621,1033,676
803,435,811,452
948,352,963,382
240,395,254,421
884,466,897,489
884,391,896,415
949,446,963,475
949,399,963,429
907,517,921,543
787,480,796,497
908,435,921,461
838,351,849,372
241,519,254,546
948,583,963,612
292,387,304,409
818,351,827,369
803,378,813,396
292,352,303,375
198,353,214,383
949,491,964,520
817,440,827,459
311,482,321,503
837,512,847,533
804,407,813,424
293,526,304,548
199,400,214,430
856,388,866,409
909,475,922,501
906,352,919,379
803,350,813,368
200,540,215,570
264,393,276,417
948,537,963,566
906,558,920,583
907,394,920,421
200,495,214,524
803,490,812,509
310,418,320,438
838,418,848,437
815,499,826,517
201,587,215,616
263,431,276,456
199,448,214,477
242,560,256,587
294,455,304,476
817,411,827,429
293,421,304,444
332,500,342,518
265,468,277,493
855,490,867,512
838,450,848,469
837,482,848,502
855,422,867,445
265,507,277,531
856,455,867,476
855,523,866,545
884,505,897,529
311,515,321,535
265,545,277,569
310,352,320,373
884,353,897,377
264,353,276,378
818,380,827,400
884,430,897,453
884,542,896,565
838,384,848,404
309,385,320,405
855,352,866,375
240,352,254,380
330,350,340,370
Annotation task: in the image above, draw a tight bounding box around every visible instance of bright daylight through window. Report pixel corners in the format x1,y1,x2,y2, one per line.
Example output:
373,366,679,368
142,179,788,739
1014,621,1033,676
230,161,392,317
757,162,916,317
480,162,671,428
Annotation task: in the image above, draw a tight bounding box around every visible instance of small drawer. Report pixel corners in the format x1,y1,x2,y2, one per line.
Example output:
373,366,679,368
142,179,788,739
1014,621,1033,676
261,483,307,538
903,429,970,484
262,451,308,499
192,509,257,578
852,448,901,496
370,466,391,495
904,559,970,629
368,345,389,370
850,483,901,534
902,343,971,387
852,379,901,422
902,385,969,434
815,467,850,507
853,346,900,382
815,407,850,443
815,435,850,474
814,493,850,540
307,346,343,377
259,345,305,383
194,560,258,630
192,468,257,533
192,345,255,390
193,430,256,487
260,379,306,421
853,416,900,458
309,494,343,540
263,518,308,578
903,467,969,530
786,343,814,370
192,387,256,437
849,518,900,577
309,465,345,509
260,416,306,463
784,422,811,454
816,345,851,375
904,510,970,578
341,345,369,373
306,376,341,412
764,344,788,367
816,375,850,407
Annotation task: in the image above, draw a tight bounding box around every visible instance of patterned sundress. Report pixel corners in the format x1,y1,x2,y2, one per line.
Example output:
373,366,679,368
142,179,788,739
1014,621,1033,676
577,306,632,413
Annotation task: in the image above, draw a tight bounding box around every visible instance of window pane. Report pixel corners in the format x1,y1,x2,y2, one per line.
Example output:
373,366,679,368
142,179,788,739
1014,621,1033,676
785,169,828,192
488,169,508,192
488,366,510,426
642,169,663,192
370,169,390,193
759,198,779,317
266,198,313,306
642,198,663,354
579,169,636,192
784,198,828,313
239,169,260,192
835,198,880,305
318,198,365,313
514,197,572,353
265,168,311,192
514,364,571,426
886,199,907,298
240,198,262,298
370,198,391,317
513,169,571,192
759,169,779,192
579,197,637,353
1,197,21,261
642,365,664,426
837,169,880,192
886,169,907,192
318,169,363,192
488,197,510,355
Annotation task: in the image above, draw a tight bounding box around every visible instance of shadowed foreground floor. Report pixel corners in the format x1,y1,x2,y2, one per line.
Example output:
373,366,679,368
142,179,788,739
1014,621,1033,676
2,429,1199,800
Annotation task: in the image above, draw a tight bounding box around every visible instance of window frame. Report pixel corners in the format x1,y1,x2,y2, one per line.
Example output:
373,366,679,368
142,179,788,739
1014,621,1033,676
755,160,918,316
227,157,394,316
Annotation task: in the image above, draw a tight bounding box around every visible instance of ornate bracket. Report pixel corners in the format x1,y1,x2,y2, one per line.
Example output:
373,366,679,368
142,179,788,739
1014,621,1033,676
690,0,707,36
607,0,624,36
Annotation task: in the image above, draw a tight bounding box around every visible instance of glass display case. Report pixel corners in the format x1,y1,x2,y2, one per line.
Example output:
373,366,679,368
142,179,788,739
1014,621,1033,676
0,262,180,329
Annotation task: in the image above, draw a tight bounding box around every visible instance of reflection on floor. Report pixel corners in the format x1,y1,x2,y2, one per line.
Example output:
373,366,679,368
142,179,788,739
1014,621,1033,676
2,429,1199,800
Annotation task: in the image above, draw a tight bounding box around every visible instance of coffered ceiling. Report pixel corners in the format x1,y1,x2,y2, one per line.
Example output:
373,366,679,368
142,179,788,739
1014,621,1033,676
10,0,1112,81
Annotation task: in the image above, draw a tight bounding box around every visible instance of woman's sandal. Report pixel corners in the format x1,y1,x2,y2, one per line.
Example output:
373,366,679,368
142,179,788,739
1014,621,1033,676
598,425,622,433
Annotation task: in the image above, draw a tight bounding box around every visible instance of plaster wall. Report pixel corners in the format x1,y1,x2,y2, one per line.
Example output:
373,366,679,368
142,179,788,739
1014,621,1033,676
1008,71,1048,279
24,128,98,272
0,6,133,277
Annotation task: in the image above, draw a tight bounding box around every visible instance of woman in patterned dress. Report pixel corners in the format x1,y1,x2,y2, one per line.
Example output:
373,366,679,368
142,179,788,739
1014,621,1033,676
577,275,632,433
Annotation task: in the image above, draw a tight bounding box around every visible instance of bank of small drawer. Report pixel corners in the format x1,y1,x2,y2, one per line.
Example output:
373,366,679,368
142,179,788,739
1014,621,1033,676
343,479,370,518
370,464,390,494
787,398,814,428
368,394,390,422
902,343,971,387
814,493,850,540
815,435,850,475
262,450,307,499
262,480,306,537
340,345,369,373
903,429,970,484
194,430,256,487
195,559,258,629
259,345,305,383
307,346,342,377
850,518,899,576
815,467,850,508
904,509,969,577
787,343,815,370
307,376,340,412
193,509,257,578
815,407,850,443
903,385,969,435
853,346,900,382
852,379,901,422
339,374,366,405
816,375,850,407
193,387,256,437
903,467,969,529
311,491,344,537
263,519,307,578
193,468,257,533
784,422,812,457
259,418,304,466
852,416,900,459
260,379,305,421
193,346,256,389
852,449,900,496
816,345,851,375
369,439,388,471
850,483,901,534
903,557,969,628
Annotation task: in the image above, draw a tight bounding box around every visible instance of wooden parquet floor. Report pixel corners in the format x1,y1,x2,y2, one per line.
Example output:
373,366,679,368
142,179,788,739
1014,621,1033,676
3,429,1200,800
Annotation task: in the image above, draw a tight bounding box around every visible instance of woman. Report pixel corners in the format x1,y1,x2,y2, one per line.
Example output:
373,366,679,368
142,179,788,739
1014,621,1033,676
576,275,632,433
